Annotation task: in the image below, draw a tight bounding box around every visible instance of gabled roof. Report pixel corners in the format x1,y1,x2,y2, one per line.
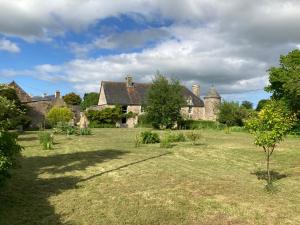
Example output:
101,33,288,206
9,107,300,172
101,81,204,107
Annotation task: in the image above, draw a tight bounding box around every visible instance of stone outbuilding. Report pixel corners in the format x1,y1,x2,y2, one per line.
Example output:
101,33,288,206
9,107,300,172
96,76,221,128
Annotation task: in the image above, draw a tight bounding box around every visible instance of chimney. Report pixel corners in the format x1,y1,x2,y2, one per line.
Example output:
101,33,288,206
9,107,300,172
126,75,134,87
43,93,47,98
55,90,61,99
192,84,200,97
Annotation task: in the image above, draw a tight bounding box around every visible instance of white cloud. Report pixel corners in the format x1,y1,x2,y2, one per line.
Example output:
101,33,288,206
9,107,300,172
0,38,20,53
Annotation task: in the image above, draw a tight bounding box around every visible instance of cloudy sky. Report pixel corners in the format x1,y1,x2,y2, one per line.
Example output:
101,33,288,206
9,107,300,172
0,0,299,105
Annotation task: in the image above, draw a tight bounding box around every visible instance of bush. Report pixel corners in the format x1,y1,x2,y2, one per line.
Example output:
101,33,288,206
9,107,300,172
165,132,186,142
160,136,173,148
0,131,22,186
136,114,152,128
46,107,73,127
79,128,92,135
53,121,75,135
134,134,142,148
140,131,160,144
88,121,116,128
218,101,252,127
179,120,225,130
38,132,54,150
86,107,122,125
186,131,202,145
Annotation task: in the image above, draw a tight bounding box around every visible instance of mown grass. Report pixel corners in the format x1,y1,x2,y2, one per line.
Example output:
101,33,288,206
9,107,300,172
0,128,299,225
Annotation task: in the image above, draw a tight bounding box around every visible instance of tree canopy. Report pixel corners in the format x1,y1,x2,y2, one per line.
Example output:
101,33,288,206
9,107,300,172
63,92,82,105
80,92,99,110
145,73,185,129
265,49,300,117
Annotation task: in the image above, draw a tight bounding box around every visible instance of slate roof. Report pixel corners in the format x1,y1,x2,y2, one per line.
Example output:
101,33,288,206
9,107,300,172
102,81,204,107
31,95,56,102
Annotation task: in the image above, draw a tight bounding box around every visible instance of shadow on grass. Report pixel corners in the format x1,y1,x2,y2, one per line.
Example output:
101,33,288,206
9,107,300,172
251,170,289,182
0,149,128,225
17,136,38,142
79,152,171,183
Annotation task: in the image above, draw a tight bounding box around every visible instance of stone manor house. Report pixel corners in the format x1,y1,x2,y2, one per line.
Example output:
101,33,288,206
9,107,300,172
96,76,221,128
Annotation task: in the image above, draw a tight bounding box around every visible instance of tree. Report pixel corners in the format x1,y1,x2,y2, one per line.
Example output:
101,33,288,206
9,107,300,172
217,101,250,127
63,92,82,105
241,101,253,110
145,73,185,129
0,96,22,186
265,49,300,117
246,100,297,186
46,107,73,126
80,92,99,110
256,99,270,111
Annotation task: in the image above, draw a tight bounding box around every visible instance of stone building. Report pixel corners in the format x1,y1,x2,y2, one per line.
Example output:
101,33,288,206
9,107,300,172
97,76,221,128
5,81,80,128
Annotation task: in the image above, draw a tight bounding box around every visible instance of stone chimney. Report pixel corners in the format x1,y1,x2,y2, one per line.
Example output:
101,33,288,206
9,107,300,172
55,90,61,99
43,93,47,98
192,84,200,97
126,75,134,88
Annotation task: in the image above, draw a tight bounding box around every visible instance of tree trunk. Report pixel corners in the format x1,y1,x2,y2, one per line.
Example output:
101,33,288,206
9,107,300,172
266,149,271,184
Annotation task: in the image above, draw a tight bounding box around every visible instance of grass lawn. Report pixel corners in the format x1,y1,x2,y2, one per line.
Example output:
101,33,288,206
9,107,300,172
0,128,300,225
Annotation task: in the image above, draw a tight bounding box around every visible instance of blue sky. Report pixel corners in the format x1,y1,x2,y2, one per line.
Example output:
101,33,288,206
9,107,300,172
2,1,299,105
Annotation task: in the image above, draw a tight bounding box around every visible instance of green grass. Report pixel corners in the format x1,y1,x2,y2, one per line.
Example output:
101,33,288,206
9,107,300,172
1,129,300,225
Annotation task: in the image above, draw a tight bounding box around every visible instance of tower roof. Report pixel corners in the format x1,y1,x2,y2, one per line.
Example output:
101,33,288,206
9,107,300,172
205,86,221,98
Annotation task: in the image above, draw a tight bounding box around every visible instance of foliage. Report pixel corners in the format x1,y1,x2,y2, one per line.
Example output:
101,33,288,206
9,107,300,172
140,131,160,144
134,134,142,148
241,101,253,110
165,132,186,142
186,131,202,145
245,100,297,185
38,132,54,150
88,121,116,128
63,92,82,105
86,106,135,126
80,92,99,110
0,86,30,129
53,121,75,135
135,114,153,128
160,135,173,148
145,72,185,129
0,96,22,130
79,128,92,135
178,119,226,130
256,99,270,111
265,49,300,117
46,107,73,127
218,101,251,126
0,131,22,186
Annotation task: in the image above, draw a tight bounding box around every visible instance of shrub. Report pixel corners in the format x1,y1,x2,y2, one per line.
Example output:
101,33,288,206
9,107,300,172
134,134,142,148
0,131,22,186
38,132,54,150
46,107,73,127
53,121,75,135
136,114,152,128
86,107,122,125
179,120,225,130
160,136,173,148
165,132,186,142
140,131,160,144
79,128,92,135
218,101,252,127
186,131,202,145
88,121,116,128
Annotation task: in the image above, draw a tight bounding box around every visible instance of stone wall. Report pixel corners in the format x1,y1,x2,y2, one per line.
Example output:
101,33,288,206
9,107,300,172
126,105,141,128
27,101,52,128
181,107,205,120
204,98,221,121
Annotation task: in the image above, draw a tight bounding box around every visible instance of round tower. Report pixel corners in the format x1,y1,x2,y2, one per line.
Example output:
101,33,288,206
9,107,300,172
204,86,221,121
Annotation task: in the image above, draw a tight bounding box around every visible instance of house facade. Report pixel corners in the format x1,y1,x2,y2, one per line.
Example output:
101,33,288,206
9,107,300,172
97,76,221,128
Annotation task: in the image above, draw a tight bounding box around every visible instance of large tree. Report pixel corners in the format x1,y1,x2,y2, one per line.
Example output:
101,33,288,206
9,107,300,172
145,73,185,129
265,49,300,117
80,92,99,110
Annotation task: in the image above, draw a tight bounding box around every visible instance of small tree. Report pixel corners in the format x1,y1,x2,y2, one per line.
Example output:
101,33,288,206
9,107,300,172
145,73,185,129
241,101,253,110
63,92,82,105
246,100,297,185
80,92,99,110
46,107,73,127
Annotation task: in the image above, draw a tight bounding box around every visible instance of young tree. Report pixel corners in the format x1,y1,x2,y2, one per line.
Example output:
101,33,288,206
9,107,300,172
265,49,300,117
145,73,185,129
246,100,297,185
63,92,82,105
80,92,99,110
46,107,73,126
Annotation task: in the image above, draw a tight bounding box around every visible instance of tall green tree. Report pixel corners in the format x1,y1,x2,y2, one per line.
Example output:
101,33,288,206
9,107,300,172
63,92,82,105
246,100,297,186
80,92,99,110
265,49,300,117
145,73,184,129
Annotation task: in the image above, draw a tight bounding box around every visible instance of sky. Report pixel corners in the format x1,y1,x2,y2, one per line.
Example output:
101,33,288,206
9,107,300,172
1,0,300,105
